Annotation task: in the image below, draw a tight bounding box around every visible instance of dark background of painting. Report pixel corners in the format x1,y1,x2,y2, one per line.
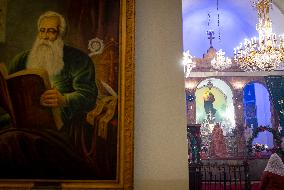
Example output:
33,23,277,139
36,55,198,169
0,0,120,65
0,0,120,180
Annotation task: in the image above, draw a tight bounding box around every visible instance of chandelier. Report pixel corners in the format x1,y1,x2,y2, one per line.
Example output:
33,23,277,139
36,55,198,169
211,49,232,70
183,50,196,78
234,0,284,72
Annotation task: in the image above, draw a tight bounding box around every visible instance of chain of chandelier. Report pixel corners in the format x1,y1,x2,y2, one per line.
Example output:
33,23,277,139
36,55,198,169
183,0,284,75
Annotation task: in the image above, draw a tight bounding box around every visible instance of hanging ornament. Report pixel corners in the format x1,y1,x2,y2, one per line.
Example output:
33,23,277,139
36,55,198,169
187,94,195,102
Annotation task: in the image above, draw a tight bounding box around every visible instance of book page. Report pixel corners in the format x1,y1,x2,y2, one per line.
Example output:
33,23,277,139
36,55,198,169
6,69,63,130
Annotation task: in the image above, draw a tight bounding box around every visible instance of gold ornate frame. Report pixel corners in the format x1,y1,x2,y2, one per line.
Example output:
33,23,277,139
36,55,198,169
0,0,135,189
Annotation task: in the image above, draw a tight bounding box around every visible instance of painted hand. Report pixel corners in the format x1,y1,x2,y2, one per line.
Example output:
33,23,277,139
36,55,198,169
40,89,65,107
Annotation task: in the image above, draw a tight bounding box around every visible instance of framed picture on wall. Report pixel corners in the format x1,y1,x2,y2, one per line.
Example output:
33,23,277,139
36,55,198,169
0,0,134,189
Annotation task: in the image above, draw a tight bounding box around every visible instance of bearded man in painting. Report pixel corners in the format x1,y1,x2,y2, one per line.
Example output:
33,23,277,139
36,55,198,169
0,11,98,179
9,11,97,125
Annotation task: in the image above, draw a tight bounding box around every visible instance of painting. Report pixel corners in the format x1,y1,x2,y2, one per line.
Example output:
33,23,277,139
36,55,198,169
195,78,236,136
0,0,134,189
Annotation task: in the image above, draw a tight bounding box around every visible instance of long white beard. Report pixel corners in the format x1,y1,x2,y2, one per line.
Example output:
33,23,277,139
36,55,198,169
27,37,64,79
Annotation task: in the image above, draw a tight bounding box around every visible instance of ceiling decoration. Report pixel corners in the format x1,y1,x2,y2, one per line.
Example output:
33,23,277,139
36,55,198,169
182,0,284,60
234,0,284,72
209,0,232,71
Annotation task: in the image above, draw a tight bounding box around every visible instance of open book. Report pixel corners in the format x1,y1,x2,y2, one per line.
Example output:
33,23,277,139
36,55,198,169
0,63,63,130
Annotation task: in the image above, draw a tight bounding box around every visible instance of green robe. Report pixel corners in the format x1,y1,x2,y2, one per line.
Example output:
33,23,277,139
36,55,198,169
0,45,99,178
8,45,98,126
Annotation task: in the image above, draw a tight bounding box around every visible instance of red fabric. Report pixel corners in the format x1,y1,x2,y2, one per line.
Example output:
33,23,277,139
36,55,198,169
251,183,260,190
259,171,284,190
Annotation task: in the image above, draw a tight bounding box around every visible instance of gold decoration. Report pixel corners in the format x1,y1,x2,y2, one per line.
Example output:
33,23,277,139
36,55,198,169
234,0,284,72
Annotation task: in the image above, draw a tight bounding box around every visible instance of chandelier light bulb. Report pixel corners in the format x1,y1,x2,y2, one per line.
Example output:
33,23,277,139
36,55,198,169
234,0,284,72
183,50,196,78
211,49,232,70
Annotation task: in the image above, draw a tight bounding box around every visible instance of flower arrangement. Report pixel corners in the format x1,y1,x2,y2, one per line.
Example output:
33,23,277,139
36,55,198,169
252,143,266,152
247,125,284,157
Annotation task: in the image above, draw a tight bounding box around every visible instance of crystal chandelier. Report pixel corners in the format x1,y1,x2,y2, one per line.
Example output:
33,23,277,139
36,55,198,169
211,49,232,70
234,0,284,72
183,50,196,78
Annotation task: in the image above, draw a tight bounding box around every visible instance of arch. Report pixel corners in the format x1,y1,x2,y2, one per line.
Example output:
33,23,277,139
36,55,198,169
195,77,236,135
243,81,272,127
243,81,274,151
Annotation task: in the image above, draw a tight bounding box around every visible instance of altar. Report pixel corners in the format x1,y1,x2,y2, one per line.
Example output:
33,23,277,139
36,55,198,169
183,1,284,190
186,45,284,158
186,46,284,189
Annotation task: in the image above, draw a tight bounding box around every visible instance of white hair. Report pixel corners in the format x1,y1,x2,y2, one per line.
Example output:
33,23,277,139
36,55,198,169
37,11,66,36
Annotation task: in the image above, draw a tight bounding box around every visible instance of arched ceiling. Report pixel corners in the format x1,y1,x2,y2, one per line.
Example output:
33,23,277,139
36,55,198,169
182,0,284,58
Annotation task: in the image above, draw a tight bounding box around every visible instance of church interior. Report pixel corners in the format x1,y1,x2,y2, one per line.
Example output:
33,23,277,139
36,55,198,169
183,0,284,189
1,0,284,189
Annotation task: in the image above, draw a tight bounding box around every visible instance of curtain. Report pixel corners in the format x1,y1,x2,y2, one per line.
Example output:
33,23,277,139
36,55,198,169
265,76,284,136
64,0,120,53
